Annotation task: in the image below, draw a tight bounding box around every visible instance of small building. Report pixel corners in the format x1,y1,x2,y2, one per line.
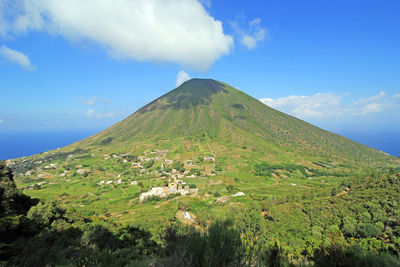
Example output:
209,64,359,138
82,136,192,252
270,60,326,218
49,163,57,169
77,169,89,175
132,162,142,168
216,196,228,203
139,156,152,162
203,156,215,162
189,188,198,196
139,183,197,201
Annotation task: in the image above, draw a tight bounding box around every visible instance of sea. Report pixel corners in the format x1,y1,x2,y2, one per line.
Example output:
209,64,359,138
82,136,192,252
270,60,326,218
335,130,400,158
0,129,101,160
0,128,399,160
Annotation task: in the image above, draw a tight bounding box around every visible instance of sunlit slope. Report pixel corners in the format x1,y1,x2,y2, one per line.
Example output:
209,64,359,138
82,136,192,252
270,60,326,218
67,78,393,167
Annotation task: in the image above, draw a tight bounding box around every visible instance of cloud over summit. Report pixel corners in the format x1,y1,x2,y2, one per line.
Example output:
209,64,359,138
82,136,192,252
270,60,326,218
176,71,191,87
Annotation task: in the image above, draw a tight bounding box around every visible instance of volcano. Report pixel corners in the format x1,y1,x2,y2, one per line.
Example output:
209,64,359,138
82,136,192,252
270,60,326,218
64,78,394,168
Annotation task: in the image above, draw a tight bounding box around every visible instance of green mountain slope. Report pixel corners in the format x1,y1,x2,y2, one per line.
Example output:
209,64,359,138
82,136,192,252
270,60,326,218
7,78,400,265
70,78,394,167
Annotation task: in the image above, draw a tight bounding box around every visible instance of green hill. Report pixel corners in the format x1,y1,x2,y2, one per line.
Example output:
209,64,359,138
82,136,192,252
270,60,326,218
69,78,394,167
5,78,400,265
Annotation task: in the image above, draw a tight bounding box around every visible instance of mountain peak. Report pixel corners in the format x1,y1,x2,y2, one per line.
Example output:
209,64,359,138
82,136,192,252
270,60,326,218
138,78,228,112
80,79,396,168
179,77,220,87
174,78,227,98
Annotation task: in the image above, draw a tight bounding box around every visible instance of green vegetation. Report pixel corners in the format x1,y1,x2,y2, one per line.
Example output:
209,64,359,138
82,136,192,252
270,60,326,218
3,79,400,265
1,162,399,265
57,79,396,169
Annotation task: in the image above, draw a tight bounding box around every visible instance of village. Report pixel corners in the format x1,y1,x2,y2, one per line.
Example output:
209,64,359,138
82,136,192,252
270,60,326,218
125,149,211,201
12,147,251,207
13,149,250,207
17,148,217,201
139,176,199,201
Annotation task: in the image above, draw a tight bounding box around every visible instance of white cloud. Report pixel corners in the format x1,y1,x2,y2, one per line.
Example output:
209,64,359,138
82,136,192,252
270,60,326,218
353,91,385,105
361,103,381,114
351,92,392,115
176,70,191,87
86,109,115,119
199,0,212,9
260,93,342,118
0,0,233,70
0,45,35,70
81,96,97,106
231,17,268,49
260,92,400,119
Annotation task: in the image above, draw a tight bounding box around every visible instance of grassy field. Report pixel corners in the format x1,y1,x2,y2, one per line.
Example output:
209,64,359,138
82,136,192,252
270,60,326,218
13,145,360,230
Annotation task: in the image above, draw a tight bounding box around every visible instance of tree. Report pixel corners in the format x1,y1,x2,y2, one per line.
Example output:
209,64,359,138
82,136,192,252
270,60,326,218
0,161,37,216
342,216,357,237
173,161,183,171
331,187,339,196
161,219,243,266
356,223,381,238
27,200,65,226
226,185,235,193
206,220,244,266
138,181,144,190
82,225,118,250
118,226,159,256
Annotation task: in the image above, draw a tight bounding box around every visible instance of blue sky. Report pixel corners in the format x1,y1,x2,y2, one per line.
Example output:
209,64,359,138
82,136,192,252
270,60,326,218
0,0,399,138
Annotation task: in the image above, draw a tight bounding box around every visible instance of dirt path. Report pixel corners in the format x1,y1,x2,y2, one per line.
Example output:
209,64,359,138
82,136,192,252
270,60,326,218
154,195,183,208
207,143,216,170
176,210,200,229
336,188,350,196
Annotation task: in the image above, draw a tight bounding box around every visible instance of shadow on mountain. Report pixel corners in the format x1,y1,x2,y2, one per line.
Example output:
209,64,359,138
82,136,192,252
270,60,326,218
137,79,227,113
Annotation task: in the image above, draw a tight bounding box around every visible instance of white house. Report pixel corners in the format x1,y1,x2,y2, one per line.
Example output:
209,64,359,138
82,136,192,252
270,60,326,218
183,212,191,220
